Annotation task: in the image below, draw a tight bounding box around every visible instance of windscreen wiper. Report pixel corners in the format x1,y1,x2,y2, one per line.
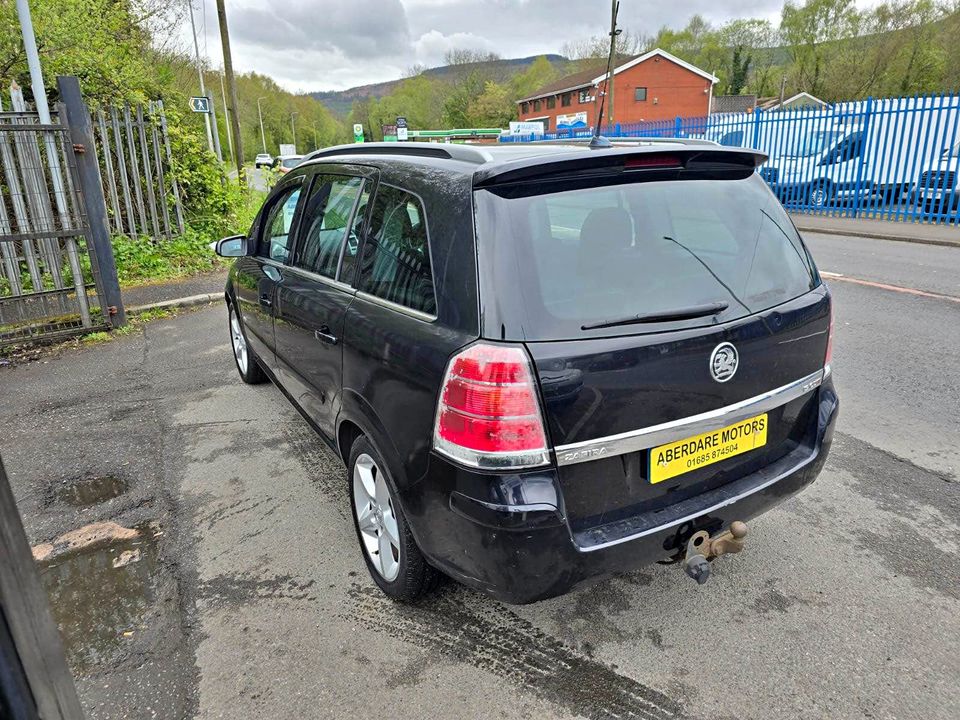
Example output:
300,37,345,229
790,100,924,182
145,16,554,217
581,301,729,331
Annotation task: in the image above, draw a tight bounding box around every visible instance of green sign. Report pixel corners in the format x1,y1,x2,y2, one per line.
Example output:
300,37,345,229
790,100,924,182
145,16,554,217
190,96,210,113
382,124,398,142
353,123,364,143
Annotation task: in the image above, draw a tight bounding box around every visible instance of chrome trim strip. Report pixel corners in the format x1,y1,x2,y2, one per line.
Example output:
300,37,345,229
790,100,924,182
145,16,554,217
355,290,437,323
554,369,825,467
575,445,819,552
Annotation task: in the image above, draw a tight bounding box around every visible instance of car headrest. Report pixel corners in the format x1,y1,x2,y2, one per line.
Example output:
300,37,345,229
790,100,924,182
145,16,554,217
579,207,634,257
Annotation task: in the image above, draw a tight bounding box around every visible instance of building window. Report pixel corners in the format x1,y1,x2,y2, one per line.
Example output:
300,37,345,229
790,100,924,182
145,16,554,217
546,96,556,109
533,99,541,111
635,87,648,102
542,117,550,132
578,89,590,104
521,102,529,114
561,93,572,107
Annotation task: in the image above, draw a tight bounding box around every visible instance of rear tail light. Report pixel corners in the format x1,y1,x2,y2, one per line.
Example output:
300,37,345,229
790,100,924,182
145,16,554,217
824,305,834,372
433,343,550,469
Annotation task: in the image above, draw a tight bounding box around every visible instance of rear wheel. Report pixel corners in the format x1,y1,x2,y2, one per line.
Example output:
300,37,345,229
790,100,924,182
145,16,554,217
229,303,266,384
348,437,439,601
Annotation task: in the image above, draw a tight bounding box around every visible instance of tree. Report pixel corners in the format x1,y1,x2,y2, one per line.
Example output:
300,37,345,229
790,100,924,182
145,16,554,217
727,46,752,95
466,81,514,127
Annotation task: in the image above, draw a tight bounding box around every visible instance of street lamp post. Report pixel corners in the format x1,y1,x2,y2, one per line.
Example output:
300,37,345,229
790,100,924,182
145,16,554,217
291,112,298,151
256,96,267,154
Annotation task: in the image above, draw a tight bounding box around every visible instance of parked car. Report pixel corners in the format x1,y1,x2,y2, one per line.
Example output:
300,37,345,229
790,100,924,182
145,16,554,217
273,154,304,175
214,141,838,604
912,140,959,213
254,153,273,169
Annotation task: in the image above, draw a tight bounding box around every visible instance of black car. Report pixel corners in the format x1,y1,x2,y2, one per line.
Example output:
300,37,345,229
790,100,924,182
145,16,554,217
215,141,838,604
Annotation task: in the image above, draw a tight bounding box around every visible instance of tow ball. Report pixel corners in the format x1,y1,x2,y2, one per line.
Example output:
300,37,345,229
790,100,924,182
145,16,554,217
683,521,748,585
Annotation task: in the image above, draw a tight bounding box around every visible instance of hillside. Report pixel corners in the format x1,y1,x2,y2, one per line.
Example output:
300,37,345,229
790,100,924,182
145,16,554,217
312,54,570,116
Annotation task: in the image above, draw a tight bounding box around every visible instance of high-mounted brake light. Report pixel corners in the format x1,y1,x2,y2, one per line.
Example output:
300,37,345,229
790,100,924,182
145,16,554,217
433,343,550,469
625,155,681,170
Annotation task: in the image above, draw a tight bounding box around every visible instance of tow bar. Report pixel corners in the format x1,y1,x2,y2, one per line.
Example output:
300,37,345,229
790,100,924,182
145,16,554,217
683,521,748,585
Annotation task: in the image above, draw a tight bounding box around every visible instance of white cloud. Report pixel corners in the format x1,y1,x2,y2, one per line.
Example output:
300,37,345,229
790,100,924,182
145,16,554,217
175,0,884,92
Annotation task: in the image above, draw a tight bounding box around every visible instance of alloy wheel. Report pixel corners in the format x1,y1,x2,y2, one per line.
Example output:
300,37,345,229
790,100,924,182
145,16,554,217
230,307,248,374
352,453,401,581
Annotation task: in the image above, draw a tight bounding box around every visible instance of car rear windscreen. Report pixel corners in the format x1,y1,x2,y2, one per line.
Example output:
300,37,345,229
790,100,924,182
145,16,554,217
474,174,819,340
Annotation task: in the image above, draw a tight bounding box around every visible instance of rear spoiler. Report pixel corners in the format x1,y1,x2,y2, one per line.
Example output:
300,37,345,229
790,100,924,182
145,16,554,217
472,146,768,188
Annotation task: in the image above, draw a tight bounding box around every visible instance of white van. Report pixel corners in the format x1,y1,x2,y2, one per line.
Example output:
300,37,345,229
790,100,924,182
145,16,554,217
913,141,959,212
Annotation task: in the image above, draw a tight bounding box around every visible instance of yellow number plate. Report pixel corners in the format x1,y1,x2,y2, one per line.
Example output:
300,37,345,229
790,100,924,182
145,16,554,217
649,413,768,484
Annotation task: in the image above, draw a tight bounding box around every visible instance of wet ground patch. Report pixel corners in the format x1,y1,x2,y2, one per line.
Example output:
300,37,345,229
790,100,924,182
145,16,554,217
38,524,164,673
53,474,129,507
344,582,686,720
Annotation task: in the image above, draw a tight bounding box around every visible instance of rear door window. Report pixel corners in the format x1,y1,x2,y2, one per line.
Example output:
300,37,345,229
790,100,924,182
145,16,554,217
475,174,818,340
358,185,436,316
294,174,364,279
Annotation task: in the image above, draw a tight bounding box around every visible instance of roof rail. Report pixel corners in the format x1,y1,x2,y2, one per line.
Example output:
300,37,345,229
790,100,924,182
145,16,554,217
302,142,495,165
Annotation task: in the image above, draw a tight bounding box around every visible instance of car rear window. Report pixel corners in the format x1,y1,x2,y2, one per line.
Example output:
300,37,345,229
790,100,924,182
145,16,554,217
474,174,818,340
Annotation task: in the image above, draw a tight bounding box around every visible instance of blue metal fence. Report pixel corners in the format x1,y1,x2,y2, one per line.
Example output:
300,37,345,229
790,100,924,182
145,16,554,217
500,93,960,226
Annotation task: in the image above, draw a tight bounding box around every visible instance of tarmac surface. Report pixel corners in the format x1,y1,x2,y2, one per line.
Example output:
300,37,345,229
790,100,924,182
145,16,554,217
0,229,957,720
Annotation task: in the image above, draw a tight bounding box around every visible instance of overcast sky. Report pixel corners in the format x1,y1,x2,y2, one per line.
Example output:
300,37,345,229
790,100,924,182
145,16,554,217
180,0,875,93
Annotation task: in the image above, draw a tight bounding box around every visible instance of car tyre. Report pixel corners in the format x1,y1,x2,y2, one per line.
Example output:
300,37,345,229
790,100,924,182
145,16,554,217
229,303,267,384
348,437,440,602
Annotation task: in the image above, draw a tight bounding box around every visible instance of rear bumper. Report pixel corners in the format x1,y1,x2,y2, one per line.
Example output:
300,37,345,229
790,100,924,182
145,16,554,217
402,379,839,604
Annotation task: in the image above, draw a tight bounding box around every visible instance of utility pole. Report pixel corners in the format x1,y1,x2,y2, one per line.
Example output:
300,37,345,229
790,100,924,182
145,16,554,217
216,0,245,182
291,112,298,150
187,0,215,156
256,97,267,153
778,75,787,109
220,71,234,163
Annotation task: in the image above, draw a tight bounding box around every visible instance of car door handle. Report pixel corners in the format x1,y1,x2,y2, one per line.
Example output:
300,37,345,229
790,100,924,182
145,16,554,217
314,326,338,345
259,294,273,308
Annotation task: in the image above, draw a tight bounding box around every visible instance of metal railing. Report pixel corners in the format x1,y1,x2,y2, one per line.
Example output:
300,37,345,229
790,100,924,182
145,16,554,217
500,92,960,226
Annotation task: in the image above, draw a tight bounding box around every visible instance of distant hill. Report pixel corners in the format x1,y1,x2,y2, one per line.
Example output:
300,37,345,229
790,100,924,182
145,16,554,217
311,54,570,116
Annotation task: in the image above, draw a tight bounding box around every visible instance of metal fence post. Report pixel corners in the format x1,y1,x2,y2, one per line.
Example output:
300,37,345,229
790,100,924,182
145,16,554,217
752,107,763,148
56,75,126,328
674,116,682,138
0,454,85,720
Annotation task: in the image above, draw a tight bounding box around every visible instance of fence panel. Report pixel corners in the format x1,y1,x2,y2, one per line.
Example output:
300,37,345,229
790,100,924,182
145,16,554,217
0,99,109,343
500,92,960,226
91,102,183,241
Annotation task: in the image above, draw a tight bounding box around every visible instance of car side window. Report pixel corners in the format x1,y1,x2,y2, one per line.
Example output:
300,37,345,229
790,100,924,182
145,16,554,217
358,185,436,316
295,174,364,278
258,184,302,263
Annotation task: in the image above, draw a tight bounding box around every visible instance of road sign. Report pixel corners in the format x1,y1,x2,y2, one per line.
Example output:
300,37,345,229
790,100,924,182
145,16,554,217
396,116,408,141
353,123,364,143
190,96,210,113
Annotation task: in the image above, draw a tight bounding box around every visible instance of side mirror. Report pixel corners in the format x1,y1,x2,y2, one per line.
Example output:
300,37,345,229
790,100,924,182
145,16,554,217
212,235,249,257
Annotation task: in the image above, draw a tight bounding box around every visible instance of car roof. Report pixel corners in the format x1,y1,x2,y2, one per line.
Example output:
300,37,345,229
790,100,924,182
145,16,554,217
299,140,767,187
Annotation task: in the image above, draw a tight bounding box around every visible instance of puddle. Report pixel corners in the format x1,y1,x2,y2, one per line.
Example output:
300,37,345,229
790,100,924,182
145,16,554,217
54,474,128,507
39,524,159,673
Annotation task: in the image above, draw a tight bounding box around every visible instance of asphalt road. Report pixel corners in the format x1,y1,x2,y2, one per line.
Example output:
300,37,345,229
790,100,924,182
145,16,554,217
1,231,957,720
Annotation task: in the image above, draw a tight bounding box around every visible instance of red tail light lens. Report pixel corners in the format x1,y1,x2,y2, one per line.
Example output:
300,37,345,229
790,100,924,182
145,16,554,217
433,343,550,469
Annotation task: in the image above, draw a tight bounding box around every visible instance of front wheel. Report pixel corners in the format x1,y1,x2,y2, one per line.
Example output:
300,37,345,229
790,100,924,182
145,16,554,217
349,437,439,601
229,304,266,384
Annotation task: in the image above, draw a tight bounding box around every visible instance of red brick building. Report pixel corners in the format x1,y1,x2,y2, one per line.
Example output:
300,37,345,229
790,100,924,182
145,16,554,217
516,49,718,133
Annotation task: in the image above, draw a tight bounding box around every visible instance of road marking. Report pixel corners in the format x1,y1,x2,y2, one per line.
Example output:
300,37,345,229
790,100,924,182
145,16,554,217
821,271,960,304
